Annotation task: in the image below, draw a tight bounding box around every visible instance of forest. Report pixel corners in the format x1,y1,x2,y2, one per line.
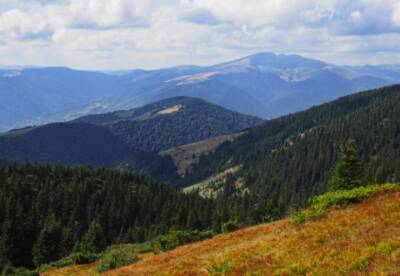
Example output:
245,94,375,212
182,85,400,213
0,163,272,270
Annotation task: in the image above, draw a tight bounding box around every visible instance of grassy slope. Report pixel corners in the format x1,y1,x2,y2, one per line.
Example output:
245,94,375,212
107,188,400,275
43,186,400,275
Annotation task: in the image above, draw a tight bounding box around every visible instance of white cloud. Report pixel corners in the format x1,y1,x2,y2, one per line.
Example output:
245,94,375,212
0,0,400,69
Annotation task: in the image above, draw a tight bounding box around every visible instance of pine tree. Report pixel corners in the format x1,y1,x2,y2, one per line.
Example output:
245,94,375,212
329,139,364,191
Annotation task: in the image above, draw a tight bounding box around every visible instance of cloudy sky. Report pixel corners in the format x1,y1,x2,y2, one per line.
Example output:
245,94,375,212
1,0,400,70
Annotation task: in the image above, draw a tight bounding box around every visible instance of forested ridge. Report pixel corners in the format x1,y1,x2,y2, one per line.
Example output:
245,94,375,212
0,163,266,270
0,97,262,176
76,96,263,152
182,85,400,212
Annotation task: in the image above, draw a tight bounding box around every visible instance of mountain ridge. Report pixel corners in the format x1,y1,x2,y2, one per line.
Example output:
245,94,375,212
2,52,400,132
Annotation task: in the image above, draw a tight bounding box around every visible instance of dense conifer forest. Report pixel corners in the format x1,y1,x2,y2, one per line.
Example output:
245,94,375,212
75,96,263,152
0,163,267,270
182,85,400,212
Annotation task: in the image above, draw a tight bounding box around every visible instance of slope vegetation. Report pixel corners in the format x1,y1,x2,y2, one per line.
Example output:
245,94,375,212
103,185,400,275
182,85,400,212
76,96,262,152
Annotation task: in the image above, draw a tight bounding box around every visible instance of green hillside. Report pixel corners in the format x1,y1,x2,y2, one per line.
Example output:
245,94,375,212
0,123,131,166
76,97,263,152
181,85,400,213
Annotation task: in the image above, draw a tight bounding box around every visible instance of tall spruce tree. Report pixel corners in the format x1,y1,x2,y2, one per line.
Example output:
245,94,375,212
75,220,106,254
329,139,364,191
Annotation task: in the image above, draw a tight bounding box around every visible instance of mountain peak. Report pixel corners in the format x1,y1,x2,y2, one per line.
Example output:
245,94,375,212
243,52,328,68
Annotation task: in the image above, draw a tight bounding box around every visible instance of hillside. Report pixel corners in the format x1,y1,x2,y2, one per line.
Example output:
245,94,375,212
0,97,261,170
159,133,242,177
0,122,132,166
0,163,231,270
45,185,400,275
181,85,400,212
2,53,400,132
75,97,262,152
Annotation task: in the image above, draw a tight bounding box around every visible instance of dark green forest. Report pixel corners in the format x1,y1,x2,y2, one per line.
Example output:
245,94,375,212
0,163,269,270
182,85,400,213
77,97,263,152
0,97,262,175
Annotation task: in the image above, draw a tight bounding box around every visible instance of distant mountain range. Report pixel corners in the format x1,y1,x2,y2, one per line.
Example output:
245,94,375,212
0,97,262,172
1,52,400,132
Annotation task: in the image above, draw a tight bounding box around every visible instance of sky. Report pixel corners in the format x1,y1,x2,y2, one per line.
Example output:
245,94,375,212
1,0,400,70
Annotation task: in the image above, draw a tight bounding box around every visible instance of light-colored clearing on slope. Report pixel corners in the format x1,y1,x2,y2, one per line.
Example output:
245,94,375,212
157,104,182,115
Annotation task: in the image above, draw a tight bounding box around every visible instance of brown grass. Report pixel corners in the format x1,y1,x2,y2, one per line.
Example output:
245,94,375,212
44,189,400,275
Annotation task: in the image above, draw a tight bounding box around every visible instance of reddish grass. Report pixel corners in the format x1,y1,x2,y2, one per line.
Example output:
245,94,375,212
45,189,400,275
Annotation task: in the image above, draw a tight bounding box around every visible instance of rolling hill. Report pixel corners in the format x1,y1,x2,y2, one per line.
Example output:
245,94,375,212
75,97,262,152
0,97,262,171
2,52,400,132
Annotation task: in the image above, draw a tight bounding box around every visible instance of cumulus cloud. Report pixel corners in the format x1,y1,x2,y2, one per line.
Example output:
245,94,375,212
0,0,400,69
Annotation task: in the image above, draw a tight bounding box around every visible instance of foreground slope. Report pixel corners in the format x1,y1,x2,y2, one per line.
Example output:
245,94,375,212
104,187,400,275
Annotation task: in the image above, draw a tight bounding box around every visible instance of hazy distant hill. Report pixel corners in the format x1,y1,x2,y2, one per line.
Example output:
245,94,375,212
1,52,400,131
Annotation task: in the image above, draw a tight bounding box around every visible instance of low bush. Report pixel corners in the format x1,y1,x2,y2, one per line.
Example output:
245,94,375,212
96,244,139,273
38,252,100,272
1,264,38,276
153,230,215,251
221,219,241,233
292,183,398,224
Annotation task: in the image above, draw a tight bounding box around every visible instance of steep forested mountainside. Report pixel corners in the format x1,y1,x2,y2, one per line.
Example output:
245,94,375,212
75,96,263,152
181,85,400,213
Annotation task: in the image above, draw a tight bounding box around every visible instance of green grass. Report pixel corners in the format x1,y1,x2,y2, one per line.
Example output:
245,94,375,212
292,183,398,224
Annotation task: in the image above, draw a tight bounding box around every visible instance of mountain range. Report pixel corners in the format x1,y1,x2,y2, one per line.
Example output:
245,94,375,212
1,52,400,132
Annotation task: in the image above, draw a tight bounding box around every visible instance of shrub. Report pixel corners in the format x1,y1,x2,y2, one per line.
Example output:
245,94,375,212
96,244,139,273
221,219,240,233
292,183,398,224
153,230,215,251
1,264,38,276
38,252,100,272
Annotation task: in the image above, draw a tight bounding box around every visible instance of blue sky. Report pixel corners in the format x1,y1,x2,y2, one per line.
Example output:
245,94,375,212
1,0,400,70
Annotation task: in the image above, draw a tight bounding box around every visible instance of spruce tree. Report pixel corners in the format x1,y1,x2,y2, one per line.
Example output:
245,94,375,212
75,220,106,254
329,139,364,191
32,215,61,267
